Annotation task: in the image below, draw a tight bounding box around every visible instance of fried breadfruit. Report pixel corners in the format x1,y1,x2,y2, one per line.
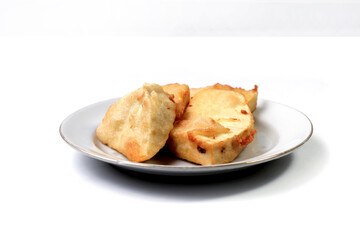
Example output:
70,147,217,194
168,88,256,165
190,84,258,112
162,83,190,120
96,83,176,162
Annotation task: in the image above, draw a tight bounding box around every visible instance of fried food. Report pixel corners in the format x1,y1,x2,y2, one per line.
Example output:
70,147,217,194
162,83,190,120
168,88,256,165
190,84,258,112
96,83,176,162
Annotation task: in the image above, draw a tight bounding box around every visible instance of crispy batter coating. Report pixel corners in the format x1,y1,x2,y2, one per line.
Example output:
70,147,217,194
162,83,190,120
190,84,258,112
168,88,256,165
96,83,176,162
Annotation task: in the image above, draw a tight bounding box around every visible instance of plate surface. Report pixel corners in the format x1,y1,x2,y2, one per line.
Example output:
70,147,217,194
60,98,313,176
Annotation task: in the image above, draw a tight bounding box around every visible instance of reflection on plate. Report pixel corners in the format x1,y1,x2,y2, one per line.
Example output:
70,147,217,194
60,98,313,176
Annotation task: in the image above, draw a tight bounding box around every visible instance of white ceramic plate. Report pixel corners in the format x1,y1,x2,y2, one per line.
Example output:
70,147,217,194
60,98,313,176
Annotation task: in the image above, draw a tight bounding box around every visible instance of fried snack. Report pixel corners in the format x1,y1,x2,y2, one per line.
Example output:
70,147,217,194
168,88,256,165
190,84,258,112
162,83,190,120
96,83,176,162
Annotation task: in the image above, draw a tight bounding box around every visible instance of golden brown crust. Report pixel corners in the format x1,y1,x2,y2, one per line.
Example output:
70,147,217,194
162,84,190,120
190,84,258,112
168,88,256,165
96,83,176,162
97,82,257,165
124,139,145,162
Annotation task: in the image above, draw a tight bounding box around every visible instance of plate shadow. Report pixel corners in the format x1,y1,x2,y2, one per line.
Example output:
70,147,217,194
73,136,326,201
74,153,292,200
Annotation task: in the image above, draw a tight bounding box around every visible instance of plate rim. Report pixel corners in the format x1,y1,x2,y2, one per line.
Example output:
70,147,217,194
59,98,313,171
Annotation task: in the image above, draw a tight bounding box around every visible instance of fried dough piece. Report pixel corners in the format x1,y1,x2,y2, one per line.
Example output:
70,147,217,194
96,83,176,162
162,83,190,120
190,84,258,112
168,88,256,165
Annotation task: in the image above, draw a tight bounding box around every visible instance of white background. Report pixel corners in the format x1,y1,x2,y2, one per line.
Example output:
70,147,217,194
1,0,360,36
1,37,359,239
1,0,360,239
